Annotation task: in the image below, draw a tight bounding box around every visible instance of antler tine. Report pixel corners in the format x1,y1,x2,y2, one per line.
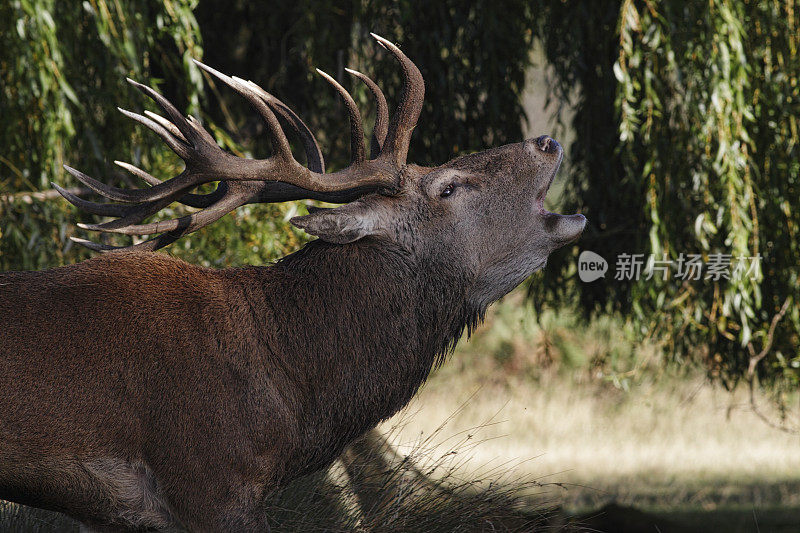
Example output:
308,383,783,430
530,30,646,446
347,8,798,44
126,78,199,145
62,164,206,204
369,33,424,167
56,177,225,218
114,161,229,208
78,189,245,236
144,111,186,143
69,236,125,252
55,160,227,220
231,75,295,161
70,232,181,253
113,160,169,187
117,107,192,161
193,60,293,162
76,189,189,232
345,68,389,159
52,183,128,217
142,107,217,150
315,68,366,164
242,80,325,173
186,115,219,147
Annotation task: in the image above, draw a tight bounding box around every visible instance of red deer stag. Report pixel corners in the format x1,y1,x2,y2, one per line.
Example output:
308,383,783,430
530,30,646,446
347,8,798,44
0,34,585,531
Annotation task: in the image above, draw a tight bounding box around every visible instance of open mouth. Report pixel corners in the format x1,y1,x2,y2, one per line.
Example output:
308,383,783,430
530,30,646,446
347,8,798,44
535,150,563,215
532,148,586,244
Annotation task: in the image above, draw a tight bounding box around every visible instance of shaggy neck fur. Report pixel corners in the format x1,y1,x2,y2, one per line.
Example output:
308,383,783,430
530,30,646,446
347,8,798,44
250,237,482,478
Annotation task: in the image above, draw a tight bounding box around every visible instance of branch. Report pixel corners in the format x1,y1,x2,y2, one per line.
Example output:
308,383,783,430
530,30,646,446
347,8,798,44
746,296,797,434
747,296,792,374
0,187,91,205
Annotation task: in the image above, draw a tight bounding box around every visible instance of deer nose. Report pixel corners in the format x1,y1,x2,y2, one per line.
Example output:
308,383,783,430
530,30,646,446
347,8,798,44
533,135,560,154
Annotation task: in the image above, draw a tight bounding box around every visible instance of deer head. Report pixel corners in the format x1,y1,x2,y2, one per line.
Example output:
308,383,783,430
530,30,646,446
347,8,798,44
57,33,585,308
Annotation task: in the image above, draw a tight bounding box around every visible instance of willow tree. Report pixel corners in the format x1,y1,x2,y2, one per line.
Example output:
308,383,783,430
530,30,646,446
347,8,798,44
534,0,800,407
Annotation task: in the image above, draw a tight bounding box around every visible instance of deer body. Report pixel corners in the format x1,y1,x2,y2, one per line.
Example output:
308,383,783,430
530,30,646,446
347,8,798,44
1,35,585,531
1,240,464,530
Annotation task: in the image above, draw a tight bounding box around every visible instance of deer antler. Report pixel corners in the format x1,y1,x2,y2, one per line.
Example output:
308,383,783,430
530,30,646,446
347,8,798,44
58,33,424,252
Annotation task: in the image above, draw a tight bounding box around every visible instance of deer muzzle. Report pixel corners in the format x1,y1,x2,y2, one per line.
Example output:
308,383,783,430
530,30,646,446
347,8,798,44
533,135,560,154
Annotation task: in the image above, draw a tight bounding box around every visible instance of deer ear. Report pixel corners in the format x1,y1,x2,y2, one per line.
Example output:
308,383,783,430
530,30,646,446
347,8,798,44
290,203,383,244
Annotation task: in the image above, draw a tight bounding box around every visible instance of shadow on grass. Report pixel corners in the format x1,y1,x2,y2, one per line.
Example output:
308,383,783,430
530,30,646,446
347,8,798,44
575,502,800,533
261,428,567,532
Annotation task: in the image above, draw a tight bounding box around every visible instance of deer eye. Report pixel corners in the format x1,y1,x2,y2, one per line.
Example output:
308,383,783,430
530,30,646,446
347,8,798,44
440,184,455,198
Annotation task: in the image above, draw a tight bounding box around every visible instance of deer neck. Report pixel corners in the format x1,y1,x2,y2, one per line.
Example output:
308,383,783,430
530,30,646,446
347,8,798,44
264,238,478,470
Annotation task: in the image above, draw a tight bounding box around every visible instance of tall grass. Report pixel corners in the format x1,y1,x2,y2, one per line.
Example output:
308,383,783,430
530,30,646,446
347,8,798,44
261,413,566,532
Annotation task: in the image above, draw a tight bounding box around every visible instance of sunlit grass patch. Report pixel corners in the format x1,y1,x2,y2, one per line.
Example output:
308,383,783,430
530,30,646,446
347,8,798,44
388,289,800,513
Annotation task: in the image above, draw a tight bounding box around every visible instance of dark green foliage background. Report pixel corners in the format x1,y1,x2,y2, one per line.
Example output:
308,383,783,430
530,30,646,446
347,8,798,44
529,0,799,401
1,1,798,400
